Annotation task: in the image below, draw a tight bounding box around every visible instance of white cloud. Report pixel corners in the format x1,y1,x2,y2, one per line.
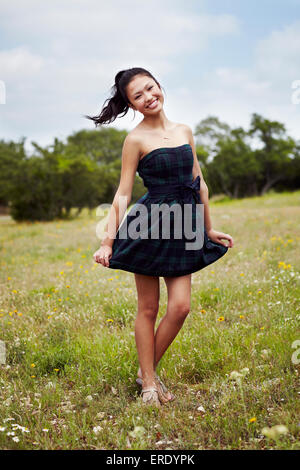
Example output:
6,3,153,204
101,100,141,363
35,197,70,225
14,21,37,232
162,20,300,141
0,46,45,78
255,21,300,81
0,1,241,153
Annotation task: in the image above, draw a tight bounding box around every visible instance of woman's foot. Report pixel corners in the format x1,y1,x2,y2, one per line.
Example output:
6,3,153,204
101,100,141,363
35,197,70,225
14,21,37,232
141,385,161,407
137,367,175,402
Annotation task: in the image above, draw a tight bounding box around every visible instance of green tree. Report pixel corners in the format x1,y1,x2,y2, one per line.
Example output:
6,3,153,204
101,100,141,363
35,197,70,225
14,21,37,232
249,113,296,195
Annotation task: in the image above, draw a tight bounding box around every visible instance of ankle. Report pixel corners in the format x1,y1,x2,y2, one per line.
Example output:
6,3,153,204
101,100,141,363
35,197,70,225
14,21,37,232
142,379,157,388
142,370,155,383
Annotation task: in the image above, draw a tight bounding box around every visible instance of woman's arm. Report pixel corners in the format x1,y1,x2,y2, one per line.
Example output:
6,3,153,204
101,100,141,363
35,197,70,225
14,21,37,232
100,134,140,247
184,124,234,248
185,125,212,232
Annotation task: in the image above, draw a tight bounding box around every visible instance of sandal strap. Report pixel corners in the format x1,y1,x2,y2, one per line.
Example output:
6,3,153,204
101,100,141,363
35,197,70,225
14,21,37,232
141,386,158,394
155,374,175,401
155,374,167,392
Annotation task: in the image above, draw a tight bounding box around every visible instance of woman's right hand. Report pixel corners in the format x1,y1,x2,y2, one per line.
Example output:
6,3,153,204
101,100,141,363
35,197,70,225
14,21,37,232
93,245,113,268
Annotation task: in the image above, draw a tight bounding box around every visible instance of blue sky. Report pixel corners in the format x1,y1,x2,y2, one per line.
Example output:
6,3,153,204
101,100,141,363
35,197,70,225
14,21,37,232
0,0,299,154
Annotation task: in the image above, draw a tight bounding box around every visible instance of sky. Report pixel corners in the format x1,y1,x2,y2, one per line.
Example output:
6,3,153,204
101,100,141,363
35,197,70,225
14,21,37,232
0,0,300,155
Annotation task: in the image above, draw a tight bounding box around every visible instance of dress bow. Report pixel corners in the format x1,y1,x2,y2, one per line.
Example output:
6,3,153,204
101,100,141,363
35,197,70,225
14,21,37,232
179,175,201,204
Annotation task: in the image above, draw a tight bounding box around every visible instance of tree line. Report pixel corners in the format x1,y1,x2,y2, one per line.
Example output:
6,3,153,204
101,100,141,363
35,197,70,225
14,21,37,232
0,113,299,221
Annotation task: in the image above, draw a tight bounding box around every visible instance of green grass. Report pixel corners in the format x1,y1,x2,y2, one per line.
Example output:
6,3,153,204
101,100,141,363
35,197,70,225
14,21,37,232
0,190,299,450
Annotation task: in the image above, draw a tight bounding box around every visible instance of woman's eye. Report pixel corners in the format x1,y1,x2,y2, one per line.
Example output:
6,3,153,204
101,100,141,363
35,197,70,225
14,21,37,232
135,86,153,99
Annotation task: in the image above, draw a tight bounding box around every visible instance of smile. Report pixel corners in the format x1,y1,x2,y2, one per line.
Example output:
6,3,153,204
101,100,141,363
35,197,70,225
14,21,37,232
147,98,159,108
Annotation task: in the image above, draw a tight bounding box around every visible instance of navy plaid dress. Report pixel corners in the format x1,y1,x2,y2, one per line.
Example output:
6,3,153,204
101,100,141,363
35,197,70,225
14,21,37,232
108,144,228,277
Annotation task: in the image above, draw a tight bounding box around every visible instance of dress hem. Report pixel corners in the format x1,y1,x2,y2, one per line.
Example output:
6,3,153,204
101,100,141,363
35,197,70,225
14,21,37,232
108,248,228,277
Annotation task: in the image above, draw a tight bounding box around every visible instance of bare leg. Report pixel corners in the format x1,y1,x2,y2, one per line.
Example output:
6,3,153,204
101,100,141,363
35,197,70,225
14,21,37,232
134,273,160,390
136,274,192,400
154,274,192,367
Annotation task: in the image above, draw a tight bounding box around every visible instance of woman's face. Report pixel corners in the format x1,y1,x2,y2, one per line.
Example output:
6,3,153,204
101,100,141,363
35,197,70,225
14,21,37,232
126,75,164,115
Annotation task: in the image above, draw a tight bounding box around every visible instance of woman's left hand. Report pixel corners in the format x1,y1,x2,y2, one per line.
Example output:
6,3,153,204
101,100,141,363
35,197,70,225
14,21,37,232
207,228,234,248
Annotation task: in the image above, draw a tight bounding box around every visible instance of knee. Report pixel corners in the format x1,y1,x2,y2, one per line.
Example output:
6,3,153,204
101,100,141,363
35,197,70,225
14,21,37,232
167,301,191,324
137,304,159,322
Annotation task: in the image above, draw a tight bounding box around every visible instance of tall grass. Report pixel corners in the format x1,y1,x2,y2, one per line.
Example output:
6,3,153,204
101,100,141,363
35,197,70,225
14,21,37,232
0,190,299,449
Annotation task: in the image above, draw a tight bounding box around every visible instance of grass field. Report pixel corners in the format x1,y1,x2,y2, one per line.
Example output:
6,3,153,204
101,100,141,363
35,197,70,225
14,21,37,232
0,190,299,450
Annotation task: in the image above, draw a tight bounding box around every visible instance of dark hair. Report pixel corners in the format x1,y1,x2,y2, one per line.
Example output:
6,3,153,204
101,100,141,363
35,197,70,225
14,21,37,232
84,67,164,127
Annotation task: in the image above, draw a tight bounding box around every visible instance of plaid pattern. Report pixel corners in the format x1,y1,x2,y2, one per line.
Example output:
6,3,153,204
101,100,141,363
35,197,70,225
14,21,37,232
108,144,228,277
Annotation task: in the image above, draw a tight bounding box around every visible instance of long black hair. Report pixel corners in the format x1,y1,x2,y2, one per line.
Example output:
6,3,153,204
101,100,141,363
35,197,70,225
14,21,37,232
84,67,164,127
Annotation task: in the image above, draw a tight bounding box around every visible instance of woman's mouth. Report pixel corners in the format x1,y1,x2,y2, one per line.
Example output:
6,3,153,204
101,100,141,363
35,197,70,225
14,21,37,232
147,98,159,109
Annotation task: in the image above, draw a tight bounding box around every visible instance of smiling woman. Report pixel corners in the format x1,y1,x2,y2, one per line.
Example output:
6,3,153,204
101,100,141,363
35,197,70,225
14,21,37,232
84,67,165,125
86,66,233,409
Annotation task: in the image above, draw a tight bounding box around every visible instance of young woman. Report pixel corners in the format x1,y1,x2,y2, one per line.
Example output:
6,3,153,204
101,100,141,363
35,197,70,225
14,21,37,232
87,67,234,408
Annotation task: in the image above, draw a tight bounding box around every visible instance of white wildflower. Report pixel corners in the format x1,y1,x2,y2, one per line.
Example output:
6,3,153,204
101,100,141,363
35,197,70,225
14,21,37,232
261,349,271,358
197,406,206,413
261,425,288,440
129,426,146,439
230,371,243,380
93,426,103,435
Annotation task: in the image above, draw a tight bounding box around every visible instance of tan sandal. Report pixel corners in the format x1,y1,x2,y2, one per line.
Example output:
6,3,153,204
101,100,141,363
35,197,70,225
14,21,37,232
137,374,175,403
141,386,161,407
155,373,176,402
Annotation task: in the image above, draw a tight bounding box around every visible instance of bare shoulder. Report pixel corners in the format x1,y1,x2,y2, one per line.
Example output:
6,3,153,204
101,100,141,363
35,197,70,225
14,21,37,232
123,128,144,154
124,129,141,146
122,130,142,158
177,122,193,138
